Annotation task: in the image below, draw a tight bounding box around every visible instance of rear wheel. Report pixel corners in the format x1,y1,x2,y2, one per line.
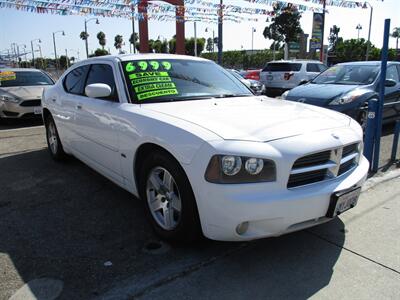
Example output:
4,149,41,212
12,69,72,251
139,150,202,242
45,115,66,161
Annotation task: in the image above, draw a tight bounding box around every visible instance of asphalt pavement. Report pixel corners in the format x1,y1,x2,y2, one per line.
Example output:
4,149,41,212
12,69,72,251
0,119,399,300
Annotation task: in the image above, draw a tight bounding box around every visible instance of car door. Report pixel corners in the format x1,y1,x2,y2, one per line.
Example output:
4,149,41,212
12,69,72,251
73,62,123,184
383,65,400,120
56,65,90,148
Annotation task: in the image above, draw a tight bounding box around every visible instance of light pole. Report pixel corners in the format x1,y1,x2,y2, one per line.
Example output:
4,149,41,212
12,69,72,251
53,30,65,70
205,27,215,53
217,0,223,65
17,44,26,66
356,24,363,40
362,1,373,61
65,49,69,69
84,18,100,58
30,38,41,68
194,21,197,57
251,27,256,54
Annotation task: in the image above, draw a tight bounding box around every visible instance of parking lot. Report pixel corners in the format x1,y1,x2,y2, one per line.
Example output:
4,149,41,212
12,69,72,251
1,120,399,300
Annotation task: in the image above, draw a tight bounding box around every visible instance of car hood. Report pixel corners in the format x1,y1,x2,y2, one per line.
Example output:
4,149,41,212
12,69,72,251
286,83,361,105
142,97,351,142
0,86,50,100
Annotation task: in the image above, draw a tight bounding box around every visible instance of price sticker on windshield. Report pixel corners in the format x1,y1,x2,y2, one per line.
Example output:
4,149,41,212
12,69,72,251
0,71,16,81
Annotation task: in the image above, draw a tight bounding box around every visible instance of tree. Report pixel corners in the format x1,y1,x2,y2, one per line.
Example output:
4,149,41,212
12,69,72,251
114,35,124,53
129,32,139,50
328,25,341,51
97,31,106,49
59,55,70,69
392,27,400,53
263,4,303,45
94,48,109,56
206,38,213,52
79,31,89,41
185,38,205,56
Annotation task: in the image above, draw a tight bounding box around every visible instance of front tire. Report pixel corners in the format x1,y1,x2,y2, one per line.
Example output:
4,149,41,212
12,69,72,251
45,115,66,161
139,150,202,242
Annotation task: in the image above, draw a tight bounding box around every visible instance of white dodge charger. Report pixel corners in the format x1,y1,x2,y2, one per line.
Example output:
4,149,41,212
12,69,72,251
42,54,369,242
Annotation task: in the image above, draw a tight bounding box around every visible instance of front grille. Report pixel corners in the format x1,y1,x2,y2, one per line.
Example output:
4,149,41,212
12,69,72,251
292,150,331,168
287,169,327,188
288,143,359,188
20,99,41,107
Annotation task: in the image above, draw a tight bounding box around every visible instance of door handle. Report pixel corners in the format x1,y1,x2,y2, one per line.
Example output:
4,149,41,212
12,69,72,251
76,104,82,110
51,98,56,103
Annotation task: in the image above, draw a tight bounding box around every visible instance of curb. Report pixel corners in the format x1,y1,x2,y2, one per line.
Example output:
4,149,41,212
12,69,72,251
362,168,400,192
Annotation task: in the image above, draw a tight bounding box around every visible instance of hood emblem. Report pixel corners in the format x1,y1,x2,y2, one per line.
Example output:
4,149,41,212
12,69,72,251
331,133,340,140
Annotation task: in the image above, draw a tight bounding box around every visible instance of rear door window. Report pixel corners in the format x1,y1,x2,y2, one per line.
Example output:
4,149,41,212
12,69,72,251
306,63,320,72
63,65,89,95
263,63,302,72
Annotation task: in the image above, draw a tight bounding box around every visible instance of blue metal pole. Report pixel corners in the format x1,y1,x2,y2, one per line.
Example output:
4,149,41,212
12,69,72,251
363,98,378,164
390,120,400,162
372,18,390,172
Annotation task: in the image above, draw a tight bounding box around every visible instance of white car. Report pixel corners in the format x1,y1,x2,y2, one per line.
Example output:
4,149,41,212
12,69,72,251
42,54,369,242
0,68,54,120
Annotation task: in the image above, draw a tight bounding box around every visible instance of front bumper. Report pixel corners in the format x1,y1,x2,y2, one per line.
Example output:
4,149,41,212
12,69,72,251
184,126,368,241
0,100,42,118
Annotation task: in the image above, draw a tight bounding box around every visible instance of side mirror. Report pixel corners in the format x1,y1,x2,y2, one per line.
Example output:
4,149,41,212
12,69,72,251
384,79,397,87
85,83,112,98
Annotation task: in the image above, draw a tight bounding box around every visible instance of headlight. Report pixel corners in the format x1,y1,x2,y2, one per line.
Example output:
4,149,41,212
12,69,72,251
329,90,365,105
281,91,289,99
205,155,276,184
0,95,18,103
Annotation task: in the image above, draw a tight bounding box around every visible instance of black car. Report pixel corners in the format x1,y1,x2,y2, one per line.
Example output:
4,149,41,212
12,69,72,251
282,61,400,127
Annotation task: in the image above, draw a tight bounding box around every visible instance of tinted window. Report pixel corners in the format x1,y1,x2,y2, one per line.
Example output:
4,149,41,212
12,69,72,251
64,66,89,95
85,64,118,101
262,63,302,72
121,59,252,104
306,63,320,72
386,66,399,83
0,71,53,87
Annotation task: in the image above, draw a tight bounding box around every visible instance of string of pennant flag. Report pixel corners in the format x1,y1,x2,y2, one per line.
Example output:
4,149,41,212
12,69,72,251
0,0,383,23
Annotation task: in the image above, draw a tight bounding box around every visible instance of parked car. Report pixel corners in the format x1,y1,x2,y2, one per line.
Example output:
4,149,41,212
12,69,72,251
282,61,400,128
260,60,327,97
0,68,54,120
42,54,368,242
227,69,265,95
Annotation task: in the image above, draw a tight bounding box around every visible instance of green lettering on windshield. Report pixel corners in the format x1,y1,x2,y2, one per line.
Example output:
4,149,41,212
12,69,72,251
137,89,178,101
135,82,176,93
129,71,169,79
131,76,172,86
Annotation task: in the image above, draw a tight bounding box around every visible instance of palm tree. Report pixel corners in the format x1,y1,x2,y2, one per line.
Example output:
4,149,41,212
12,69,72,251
97,31,106,49
114,35,124,53
392,27,400,53
79,31,89,41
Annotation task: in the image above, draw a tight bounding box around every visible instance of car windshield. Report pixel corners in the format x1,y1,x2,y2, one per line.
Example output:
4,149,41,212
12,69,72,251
0,70,54,87
121,59,252,103
311,64,379,85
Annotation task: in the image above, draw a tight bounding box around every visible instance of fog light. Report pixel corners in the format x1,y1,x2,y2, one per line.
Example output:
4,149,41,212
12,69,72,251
236,221,249,235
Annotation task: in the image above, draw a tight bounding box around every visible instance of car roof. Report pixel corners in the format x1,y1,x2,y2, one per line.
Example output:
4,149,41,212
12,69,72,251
267,60,322,64
78,53,209,63
336,61,400,66
0,68,43,72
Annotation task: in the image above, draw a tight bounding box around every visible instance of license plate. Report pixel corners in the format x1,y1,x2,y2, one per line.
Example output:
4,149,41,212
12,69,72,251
326,187,361,218
34,107,42,115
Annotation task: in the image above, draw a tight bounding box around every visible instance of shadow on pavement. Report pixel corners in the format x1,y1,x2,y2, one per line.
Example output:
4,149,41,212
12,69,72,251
0,149,345,300
0,118,43,130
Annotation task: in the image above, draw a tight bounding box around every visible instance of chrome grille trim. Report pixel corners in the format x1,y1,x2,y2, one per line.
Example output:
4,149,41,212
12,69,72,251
287,143,360,189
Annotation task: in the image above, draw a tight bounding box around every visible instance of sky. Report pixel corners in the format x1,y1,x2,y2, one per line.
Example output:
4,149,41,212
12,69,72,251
0,0,399,60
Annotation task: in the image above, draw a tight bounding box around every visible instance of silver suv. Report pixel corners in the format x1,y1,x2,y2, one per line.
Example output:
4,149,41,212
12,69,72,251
260,60,327,97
